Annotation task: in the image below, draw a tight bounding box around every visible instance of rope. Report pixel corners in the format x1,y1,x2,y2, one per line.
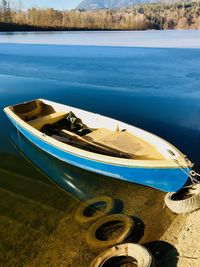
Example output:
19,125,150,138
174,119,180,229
189,170,200,185
172,157,200,186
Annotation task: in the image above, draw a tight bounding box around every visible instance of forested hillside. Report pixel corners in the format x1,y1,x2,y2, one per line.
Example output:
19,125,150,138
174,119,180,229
1,0,200,30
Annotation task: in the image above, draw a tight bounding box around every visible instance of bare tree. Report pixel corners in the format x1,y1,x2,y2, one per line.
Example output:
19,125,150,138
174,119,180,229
1,2,200,31
1,0,12,22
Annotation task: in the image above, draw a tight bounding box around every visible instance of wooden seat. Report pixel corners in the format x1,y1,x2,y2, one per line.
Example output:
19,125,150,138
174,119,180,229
28,112,67,130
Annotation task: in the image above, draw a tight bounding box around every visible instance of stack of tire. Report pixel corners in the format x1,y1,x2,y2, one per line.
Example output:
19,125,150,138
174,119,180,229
74,196,155,267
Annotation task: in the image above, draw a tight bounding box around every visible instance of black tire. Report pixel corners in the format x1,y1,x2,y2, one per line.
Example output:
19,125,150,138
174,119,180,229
165,184,200,214
74,196,115,228
86,214,133,248
90,243,155,267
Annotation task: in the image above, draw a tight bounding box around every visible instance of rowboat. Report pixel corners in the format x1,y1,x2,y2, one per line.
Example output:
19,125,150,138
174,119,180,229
4,99,193,192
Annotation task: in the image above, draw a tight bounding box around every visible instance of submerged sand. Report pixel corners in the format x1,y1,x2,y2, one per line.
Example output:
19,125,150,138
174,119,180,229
1,153,200,267
22,207,200,267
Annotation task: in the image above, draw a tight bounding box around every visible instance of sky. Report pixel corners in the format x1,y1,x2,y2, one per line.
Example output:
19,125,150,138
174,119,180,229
11,0,81,10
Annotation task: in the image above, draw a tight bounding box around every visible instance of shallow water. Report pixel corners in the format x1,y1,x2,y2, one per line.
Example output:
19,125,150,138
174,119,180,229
0,31,200,266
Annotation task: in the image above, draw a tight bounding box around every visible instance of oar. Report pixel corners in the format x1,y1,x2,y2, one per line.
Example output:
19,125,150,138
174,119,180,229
59,129,131,158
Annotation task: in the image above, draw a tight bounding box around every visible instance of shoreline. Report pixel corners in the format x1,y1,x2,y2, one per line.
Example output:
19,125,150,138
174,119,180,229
0,22,199,33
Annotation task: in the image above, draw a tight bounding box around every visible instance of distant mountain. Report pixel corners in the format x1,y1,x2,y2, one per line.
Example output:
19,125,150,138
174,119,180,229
76,0,154,9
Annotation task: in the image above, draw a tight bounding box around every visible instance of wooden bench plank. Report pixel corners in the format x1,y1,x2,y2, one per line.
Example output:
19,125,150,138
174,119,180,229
28,112,67,130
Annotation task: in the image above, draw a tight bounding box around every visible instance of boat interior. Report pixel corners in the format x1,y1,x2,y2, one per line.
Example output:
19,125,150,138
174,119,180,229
11,100,165,160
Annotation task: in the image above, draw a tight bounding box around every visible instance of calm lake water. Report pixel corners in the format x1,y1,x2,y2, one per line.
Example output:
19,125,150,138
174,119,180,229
0,30,200,266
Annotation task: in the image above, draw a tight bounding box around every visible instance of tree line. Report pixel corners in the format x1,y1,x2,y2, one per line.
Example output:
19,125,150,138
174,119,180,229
1,0,200,30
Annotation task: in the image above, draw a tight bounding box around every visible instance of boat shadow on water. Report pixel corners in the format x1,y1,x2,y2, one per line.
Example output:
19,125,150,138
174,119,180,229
0,129,179,266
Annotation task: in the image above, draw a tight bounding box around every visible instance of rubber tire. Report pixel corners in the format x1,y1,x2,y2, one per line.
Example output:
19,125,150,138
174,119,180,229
74,196,115,228
165,184,200,214
90,243,155,267
86,214,133,249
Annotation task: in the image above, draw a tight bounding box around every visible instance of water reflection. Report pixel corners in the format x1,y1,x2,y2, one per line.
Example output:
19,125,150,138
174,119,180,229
10,129,98,201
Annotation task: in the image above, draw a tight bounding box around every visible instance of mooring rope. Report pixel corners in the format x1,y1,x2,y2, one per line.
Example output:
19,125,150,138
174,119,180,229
172,157,200,186
189,170,200,185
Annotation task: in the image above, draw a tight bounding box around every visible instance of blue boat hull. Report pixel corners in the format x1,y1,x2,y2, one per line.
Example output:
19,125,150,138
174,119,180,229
7,115,190,192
